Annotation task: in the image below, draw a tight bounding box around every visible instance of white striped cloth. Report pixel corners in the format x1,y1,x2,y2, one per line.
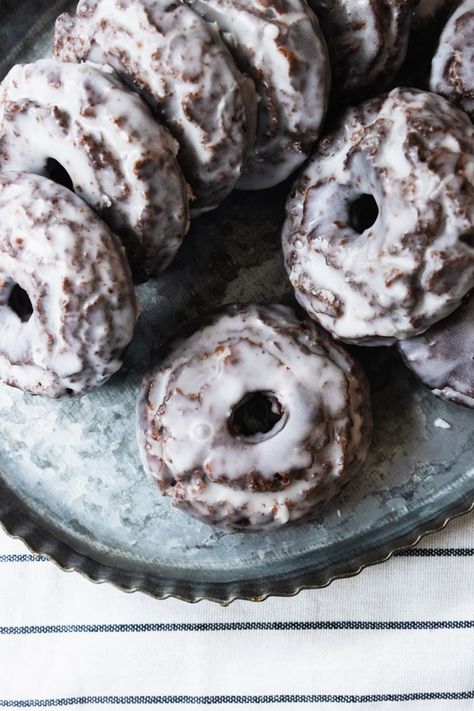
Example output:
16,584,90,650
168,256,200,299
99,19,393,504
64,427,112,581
1,2,474,709
0,512,473,710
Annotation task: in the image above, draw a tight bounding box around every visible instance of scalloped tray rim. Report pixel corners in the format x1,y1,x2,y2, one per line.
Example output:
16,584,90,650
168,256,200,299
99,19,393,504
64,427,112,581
1,486,473,605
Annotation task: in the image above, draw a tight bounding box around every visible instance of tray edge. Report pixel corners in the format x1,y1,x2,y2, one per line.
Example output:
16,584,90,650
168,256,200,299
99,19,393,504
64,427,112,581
1,490,473,605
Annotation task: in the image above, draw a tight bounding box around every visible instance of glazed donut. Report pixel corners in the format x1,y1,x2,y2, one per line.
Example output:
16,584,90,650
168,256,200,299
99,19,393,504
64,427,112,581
183,0,330,190
282,88,474,345
399,293,474,408
430,0,474,120
0,172,138,398
306,0,411,101
137,304,372,532
53,0,258,212
0,59,189,281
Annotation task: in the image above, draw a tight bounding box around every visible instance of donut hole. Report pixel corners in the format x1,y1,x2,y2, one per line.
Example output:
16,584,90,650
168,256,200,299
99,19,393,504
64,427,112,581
349,194,379,234
229,392,284,440
460,232,474,249
8,284,33,323
45,158,74,192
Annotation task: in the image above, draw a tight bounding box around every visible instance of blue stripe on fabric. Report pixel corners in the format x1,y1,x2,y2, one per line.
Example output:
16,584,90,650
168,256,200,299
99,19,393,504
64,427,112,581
0,692,474,706
1,549,474,564
0,548,474,563
394,548,474,557
0,555,49,563
0,621,473,635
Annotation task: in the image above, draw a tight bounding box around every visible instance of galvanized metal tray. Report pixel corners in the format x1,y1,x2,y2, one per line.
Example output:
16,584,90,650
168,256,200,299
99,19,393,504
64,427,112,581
0,0,473,604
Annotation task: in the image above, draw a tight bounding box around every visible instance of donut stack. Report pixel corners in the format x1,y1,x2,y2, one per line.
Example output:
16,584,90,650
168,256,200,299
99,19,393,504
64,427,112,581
0,0,472,532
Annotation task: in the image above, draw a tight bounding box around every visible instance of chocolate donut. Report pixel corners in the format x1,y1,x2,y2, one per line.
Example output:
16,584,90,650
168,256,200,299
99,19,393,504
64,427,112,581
306,0,411,101
282,88,474,345
430,0,474,120
0,59,189,281
399,293,474,408
183,0,330,190
137,304,372,532
0,173,138,398
53,0,258,212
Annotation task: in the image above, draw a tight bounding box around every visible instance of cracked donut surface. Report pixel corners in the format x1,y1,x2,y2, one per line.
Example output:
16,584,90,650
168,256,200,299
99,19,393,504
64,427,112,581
282,88,474,345
0,172,138,398
184,0,330,190
430,0,474,120
399,292,474,408
53,0,258,213
0,59,190,281
306,0,411,101
137,304,372,532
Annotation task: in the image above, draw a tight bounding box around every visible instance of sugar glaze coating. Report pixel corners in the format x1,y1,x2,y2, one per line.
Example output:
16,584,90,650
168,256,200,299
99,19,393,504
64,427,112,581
399,293,474,408
0,59,189,281
282,88,474,345
54,0,258,213
137,304,372,532
430,0,474,120
184,0,330,190
0,173,138,398
306,0,411,100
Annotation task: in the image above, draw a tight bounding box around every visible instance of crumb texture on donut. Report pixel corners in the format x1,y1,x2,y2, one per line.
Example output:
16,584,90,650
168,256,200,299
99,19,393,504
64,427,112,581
306,0,411,100
0,173,138,398
430,0,474,120
53,0,258,212
282,88,474,344
0,58,190,280
399,293,474,408
137,304,372,531
184,0,330,190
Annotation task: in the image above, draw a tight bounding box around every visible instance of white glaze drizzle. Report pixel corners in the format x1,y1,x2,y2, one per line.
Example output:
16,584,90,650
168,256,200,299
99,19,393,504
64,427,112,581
282,88,474,344
0,59,190,280
184,0,329,189
53,0,258,212
430,0,474,120
137,304,372,531
306,0,411,99
0,172,138,398
399,293,474,408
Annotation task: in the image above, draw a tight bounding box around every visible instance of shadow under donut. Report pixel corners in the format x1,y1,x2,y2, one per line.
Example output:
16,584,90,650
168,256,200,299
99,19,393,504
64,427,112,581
125,179,296,379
